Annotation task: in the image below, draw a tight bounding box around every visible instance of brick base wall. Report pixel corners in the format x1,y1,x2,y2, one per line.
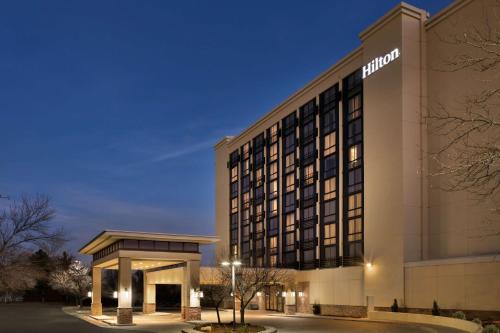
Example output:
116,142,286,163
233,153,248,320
320,305,367,318
181,306,201,321
117,307,133,325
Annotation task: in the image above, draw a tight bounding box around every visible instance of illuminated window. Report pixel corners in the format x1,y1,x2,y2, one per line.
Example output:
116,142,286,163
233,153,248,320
231,198,238,213
286,232,295,251
270,236,278,249
270,255,277,267
348,144,361,168
285,153,295,173
231,166,238,182
324,224,336,245
348,95,362,120
286,213,295,232
304,164,314,185
270,124,278,137
270,143,278,161
242,192,250,209
324,178,336,200
242,209,250,222
269,180,278,198
269,162,278,180
242,159,249,175
286,174,295,193
269,199,278,216
348,193,362,218
324,133,336,156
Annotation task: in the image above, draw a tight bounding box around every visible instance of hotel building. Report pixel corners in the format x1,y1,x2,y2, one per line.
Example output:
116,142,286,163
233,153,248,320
215,0,500,316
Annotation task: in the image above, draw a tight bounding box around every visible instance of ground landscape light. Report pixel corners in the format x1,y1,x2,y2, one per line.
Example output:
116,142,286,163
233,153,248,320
221,261,230,266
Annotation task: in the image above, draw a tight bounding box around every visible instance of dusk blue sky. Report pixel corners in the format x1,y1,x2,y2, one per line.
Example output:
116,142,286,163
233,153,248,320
1,0,451,260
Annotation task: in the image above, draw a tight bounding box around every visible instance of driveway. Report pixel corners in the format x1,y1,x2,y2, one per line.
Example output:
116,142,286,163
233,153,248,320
0,303,466,333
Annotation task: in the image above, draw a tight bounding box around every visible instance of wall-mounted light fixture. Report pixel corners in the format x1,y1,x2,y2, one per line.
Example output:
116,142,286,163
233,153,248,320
256,292,262,297
365,262,373,269
290,291,296,298
281,291,287,297
298,291,304,297
87,291,92,298
113,291,118,299
124,288,130,299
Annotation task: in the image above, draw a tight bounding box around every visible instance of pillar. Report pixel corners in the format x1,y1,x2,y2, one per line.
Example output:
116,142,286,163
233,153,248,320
181,260,201,321
117,257,133,325
91,266,102,316
284,289,297,315
143,271,156,314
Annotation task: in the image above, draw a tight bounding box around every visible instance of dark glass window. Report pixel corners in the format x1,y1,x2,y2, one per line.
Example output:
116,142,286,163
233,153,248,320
231,182,238,198
284,192,295,213
241,175,250,192
302,143,314,160
285,134,295,154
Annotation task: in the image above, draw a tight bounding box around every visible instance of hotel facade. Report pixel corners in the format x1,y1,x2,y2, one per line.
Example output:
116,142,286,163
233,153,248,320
215,0,500,317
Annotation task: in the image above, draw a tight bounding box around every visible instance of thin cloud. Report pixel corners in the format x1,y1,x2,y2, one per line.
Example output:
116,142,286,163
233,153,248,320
149,139,215,163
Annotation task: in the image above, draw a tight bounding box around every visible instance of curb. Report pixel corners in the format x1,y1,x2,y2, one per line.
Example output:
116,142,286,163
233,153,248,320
182,325,277,333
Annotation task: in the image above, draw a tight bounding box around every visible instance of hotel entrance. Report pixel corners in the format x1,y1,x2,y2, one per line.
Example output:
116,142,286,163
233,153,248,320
264,285,284,312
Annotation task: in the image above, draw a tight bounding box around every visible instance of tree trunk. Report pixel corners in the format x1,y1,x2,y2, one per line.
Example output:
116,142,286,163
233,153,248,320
215,305,221,324
240,307,245,324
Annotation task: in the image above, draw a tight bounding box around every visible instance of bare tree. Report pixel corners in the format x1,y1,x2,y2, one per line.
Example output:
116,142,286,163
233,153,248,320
221,267,291,324
0,195,65,299
0,195,64,257
200,267,231,324
49,260,91,307
428,0,500,215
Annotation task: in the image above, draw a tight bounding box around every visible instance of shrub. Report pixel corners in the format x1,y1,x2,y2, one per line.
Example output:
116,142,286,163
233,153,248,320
483,325,500,333
451,311,466,320
472,318,482,326
391,299,399,312
312,303,321,315
432,300,440,316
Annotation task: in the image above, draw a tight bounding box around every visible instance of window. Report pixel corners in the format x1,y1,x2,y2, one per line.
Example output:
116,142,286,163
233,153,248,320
242,209,250,222
285,192,295,212
302,143,314,160
270,124,278,140
269,143,278,161
285,153,295,173
324,200,336,224
348,144,362,169
270,236,278,250
285,232,295,252
304,164,314,185
255,168,263,185
302,206,315,221
347,118,362,146
255,186,264,202
285,133,295,154
303,121,314,139
286,174,295,193
324,178,336,200
269,255,277,267
324,154,336,179
254,151,264,166
348,193,362,218
231,166,238,182
324,224,336,245
348,94,362,120
255,204,263,220
324,133,336,156
269,162,278,180
348,168,363,193
269,180,278,198
268,217,278,234
231,182,238,198
302,227,314,242
242,143,250,159
231,198,238,213
242,192,250,208
242,159,250,175
269,199,278,216
303,184,315,201
285,213,294,231
242,175,250,192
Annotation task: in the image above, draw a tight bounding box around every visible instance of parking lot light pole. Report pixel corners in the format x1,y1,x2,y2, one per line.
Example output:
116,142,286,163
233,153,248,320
221,259,241,330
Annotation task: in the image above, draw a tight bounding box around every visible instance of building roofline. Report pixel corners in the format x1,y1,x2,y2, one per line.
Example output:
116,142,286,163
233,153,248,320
214,136,234,150
225,45,363,148
79,229,219,255
359,2,428,41
425,0,475,30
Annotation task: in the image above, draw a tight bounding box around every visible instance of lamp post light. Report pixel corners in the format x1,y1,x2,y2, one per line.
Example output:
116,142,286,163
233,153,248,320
221,259,241,330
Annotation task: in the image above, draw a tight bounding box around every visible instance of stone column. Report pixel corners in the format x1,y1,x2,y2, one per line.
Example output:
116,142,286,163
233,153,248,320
117,257,133,325
143,271,156,314
91,266,102,316
181,260,201,321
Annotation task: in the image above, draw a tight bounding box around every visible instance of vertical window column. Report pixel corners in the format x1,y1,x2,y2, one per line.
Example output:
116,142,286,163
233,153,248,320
299,99,318,270
266,124,280,267
281,112,298,269
319,84,340,268
252,134,265,267
342,69,364,265
229,150,240,258
240,142,252,264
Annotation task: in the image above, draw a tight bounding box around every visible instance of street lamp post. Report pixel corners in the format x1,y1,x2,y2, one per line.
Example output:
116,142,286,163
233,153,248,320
221,259,241,330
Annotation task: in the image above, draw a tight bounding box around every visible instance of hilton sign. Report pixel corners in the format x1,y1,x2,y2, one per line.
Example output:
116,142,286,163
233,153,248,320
362,48,400,79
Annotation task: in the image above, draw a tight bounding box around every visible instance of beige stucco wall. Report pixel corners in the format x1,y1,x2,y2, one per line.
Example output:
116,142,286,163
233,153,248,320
295,267,364,306
215,138,232,257
405,255,500,311
424,0,500,259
